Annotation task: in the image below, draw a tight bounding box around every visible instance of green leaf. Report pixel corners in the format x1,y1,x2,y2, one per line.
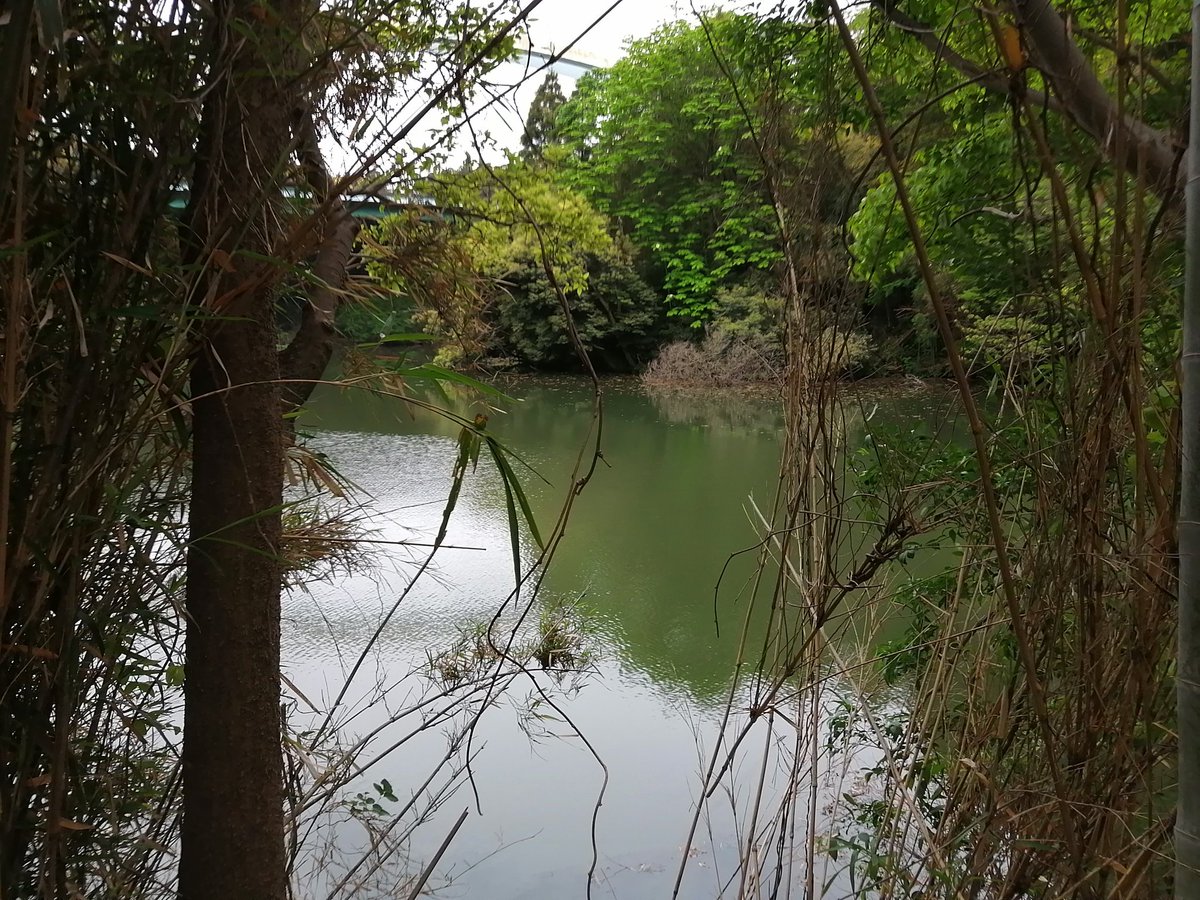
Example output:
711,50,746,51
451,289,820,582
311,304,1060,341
376,332,436,343
486,437,544,550
433,423,479,548
396,363,514,401
493,446,523,585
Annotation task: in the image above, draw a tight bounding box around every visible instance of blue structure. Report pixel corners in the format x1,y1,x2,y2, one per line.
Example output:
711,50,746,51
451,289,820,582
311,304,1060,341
166,187,438,222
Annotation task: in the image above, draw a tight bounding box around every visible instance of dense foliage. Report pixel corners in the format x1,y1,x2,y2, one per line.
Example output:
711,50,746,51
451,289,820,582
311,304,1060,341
847,0,1189,376
367,150,666,368
493,256,665,369
810,1,1188,895
556,14,831,323
364,13,866,378
520,71,566,158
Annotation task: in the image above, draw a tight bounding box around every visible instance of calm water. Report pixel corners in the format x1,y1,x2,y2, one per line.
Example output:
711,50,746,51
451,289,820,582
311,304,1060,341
284,374,959,899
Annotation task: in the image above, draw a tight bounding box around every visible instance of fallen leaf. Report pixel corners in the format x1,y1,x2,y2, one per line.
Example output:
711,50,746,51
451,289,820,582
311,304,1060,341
210,248,236,272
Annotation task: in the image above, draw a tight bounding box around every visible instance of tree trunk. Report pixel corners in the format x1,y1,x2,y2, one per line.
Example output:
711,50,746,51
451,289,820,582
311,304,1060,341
278,204,357,417
875,0,1187,201
278,109,359,418
1175,3,1200,893
181,320,288,900
179,5,295,897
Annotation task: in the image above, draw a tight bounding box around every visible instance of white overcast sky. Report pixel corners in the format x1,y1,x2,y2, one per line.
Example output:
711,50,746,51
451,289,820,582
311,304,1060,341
455,0,715,163
332,0,722,177
523,0,692,60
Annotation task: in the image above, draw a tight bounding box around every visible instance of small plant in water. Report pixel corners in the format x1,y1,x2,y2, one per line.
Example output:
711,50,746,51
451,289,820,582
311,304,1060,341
527,597,597,681
426,598,595,690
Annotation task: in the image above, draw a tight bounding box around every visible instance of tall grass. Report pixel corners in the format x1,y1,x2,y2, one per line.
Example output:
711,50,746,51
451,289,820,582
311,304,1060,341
680,4,1184,897
0,0,205,888
821,3,1179,894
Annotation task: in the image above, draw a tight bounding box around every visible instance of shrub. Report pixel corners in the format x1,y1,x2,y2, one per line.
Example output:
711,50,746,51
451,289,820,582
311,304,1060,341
813,325,874,375
710,283,784,348
641,333,781,387
641,280,872,386
642,325,871,387
492,257,666,370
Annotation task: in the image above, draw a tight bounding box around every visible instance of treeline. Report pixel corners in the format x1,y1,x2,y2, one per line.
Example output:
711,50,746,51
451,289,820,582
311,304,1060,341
352,5,1187,382
350,14,852,377
1,0,1192,893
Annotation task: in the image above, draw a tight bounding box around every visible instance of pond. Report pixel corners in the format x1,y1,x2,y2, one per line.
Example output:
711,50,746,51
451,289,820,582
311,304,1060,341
284,374,960,899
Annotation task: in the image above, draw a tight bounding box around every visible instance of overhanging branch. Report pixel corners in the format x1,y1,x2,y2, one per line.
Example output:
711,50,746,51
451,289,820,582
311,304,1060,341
875,1,1061,114
1014,0,1184,199
278,108,359,418
874,0,1187,201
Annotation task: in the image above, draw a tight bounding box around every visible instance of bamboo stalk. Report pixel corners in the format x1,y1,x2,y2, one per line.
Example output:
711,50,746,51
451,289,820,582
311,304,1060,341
0,144,24,625
827,0,1082,866
1175,2,1200,894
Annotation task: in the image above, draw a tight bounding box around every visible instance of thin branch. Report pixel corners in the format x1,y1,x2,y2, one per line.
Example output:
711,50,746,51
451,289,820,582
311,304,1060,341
874,0,1187,200
832,0,1085,866
278,107,359,418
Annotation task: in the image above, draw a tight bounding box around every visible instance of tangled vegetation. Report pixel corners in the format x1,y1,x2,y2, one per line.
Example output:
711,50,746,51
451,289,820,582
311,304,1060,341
0,0,1194,896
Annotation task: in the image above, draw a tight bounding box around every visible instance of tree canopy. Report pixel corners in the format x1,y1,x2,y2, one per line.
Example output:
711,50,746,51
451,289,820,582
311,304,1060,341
520,71,567,158
369,150,664,368
556,14,828,323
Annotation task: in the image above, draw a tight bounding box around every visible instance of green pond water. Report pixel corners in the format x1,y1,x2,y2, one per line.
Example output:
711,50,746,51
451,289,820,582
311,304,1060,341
283,373,961,899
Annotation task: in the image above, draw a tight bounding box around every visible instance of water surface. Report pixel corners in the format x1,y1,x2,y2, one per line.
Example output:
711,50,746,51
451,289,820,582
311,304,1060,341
284,374,959,898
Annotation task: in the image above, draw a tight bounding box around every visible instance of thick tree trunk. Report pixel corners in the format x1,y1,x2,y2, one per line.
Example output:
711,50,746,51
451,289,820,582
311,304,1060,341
181,316,287,900
179,5,294,897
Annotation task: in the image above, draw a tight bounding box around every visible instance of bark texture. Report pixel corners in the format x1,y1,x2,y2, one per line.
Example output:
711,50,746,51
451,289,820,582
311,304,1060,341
876,0,1187,200
179,4,295,897
277,207,358,416
279,110,359,417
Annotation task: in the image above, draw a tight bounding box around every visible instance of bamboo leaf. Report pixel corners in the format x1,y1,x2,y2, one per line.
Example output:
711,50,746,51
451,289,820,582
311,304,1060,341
486,437,543,550
491,443,523,584
468,414,486,472
376,332,436,343
397,364,514,400
434,422,479,547
101,251,153,277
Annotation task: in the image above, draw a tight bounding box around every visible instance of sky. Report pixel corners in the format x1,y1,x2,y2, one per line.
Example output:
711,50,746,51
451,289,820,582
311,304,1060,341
458,0,705,163
330,0,706,179
523,0,689,62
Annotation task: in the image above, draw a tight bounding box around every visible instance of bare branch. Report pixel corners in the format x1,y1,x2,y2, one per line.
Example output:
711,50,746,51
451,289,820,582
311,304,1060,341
874,0,1187,201
278,108,359,418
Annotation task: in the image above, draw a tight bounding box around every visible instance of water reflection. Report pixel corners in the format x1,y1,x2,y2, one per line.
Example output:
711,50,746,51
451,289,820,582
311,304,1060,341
285,373,964,898
644,385,784,433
